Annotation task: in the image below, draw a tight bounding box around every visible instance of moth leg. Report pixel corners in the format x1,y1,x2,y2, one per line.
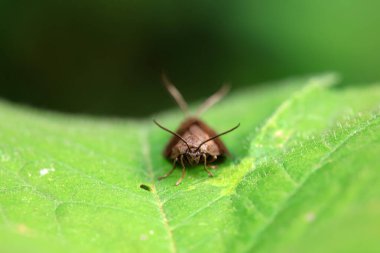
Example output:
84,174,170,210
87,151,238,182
209,155,218,170
175,155,186,186
158,157,178,180
203,154,214,177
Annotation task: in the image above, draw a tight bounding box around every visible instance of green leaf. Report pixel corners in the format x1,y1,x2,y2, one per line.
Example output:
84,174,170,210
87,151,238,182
1,74,379,253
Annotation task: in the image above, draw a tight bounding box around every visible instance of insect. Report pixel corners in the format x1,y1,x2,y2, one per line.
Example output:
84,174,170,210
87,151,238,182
154,74,240,186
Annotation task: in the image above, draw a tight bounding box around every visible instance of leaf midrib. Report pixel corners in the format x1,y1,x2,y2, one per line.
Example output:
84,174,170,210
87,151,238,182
140,127,177,253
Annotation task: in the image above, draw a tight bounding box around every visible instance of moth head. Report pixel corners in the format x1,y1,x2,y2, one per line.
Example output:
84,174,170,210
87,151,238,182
185,147,202,165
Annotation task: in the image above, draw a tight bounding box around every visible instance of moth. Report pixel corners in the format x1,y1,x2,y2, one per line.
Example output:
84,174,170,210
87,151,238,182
154,74,239,186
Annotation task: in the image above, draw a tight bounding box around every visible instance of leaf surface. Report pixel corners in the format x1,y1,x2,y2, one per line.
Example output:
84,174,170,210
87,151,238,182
1,75,379,253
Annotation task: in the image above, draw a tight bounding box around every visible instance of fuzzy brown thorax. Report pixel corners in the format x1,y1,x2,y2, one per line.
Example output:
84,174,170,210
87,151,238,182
168,120,222,161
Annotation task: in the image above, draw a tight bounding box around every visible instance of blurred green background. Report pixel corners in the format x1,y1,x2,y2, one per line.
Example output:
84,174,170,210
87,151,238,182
1,0,380,117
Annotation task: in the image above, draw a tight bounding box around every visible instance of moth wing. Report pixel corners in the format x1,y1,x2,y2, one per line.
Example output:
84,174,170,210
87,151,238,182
164,117,230,158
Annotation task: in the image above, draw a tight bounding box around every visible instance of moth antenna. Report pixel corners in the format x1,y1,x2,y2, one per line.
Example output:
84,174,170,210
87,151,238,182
195,84,230,116
195,123,240,152
161,73,189,116
153,120,191,150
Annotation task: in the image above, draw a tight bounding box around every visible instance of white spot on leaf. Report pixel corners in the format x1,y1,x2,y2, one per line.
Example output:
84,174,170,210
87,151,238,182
39,167,55,176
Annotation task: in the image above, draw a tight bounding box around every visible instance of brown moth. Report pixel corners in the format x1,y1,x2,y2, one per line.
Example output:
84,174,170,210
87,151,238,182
154,74,239,186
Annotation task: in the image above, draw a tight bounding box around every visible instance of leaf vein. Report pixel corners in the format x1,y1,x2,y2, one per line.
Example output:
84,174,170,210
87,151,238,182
140,127,177,253
248,113,379,251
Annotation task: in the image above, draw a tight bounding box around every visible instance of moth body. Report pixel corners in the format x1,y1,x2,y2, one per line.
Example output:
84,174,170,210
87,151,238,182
154,74,239,186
